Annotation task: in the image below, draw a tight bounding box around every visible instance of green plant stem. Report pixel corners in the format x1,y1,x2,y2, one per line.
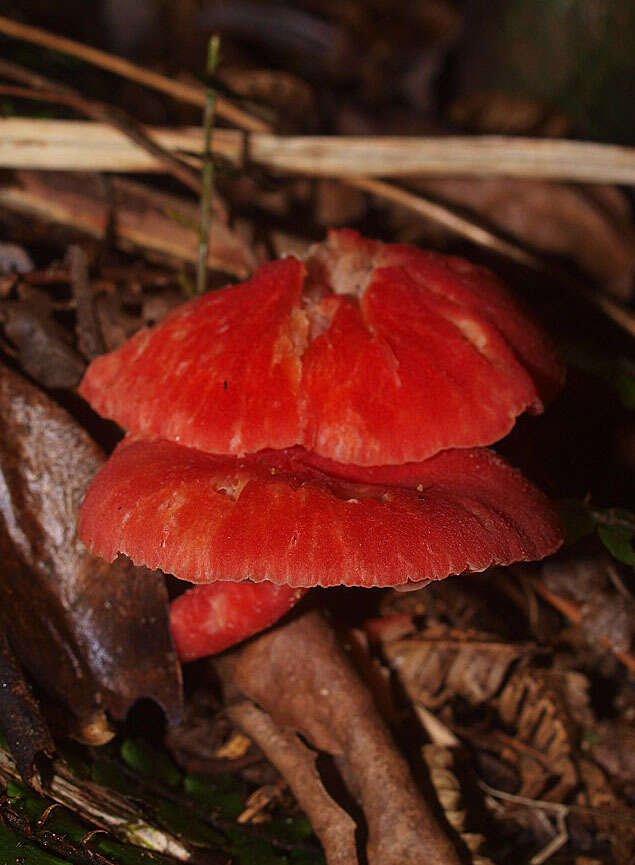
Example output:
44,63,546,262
197,36,221,295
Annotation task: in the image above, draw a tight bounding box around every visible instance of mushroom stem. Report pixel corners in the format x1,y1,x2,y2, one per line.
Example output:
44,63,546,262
217,610,462,865
226,701,358,865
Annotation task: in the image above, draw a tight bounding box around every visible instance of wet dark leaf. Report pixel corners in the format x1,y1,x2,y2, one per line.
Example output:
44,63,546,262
598,525,635,566
0,362,182,748
557,498,596,545
0,625,54,785
560,342,635,410
556,499,635,567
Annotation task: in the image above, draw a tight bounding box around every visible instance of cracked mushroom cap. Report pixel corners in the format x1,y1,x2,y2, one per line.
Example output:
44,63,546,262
79,437,563,596
79,230,563,467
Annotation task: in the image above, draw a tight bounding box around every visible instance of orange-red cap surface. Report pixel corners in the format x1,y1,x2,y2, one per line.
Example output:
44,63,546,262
80,230,563,466
79,437,563,590
170,581,306,662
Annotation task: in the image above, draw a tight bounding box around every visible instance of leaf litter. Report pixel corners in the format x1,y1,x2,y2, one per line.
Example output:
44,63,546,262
0,3,633,863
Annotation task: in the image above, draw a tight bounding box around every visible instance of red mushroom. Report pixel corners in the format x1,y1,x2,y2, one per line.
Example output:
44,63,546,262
77,230,564,865
80,438,562,659
80,229,562,466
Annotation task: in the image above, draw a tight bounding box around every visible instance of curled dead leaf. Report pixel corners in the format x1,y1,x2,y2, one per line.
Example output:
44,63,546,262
494,669,588,801
374,619,533,708
0,362,182,750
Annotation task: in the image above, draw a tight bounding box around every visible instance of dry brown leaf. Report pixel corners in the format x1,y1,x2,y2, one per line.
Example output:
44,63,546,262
403,177,634,299
314,179,368,226
495,669,591,801
0,171,257,279
589,720,635,789
219,67,319,132
96,292,146,351
575,757,635,865
542,556,635,659
69,244,105,360
373,619,533,708
448,90,571,137
423,745,495,865
0,299,86,388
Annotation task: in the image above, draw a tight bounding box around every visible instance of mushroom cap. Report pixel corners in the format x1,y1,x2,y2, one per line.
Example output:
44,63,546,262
170,581,306,662
79,230,563,466
78,437,563,590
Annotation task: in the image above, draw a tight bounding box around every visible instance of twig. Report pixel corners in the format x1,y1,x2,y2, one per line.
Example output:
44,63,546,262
226,701,358,865
349,176,540,266
478,780,635,825
3,16,634,183
197,36,220,295
219,610,463,865
69,245,106,359
0,59,201,195
0,798,118,865
0,13,633,332
0,13,266,132
23,265,174,287
237,136,635,185
0,747,192,861
530,808,568,865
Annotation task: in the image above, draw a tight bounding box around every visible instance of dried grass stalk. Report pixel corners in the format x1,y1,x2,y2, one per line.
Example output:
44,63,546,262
0,13,265,132
0,119,633,184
